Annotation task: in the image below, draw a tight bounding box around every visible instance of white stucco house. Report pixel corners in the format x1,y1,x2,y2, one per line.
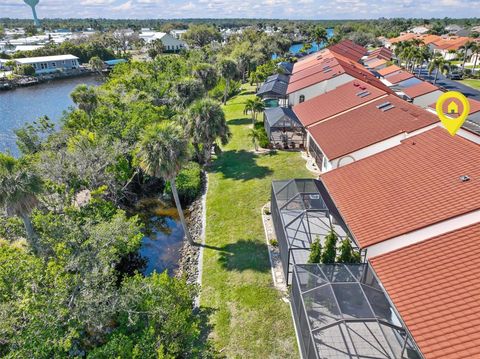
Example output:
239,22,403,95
14,54,80,74
286,49,387,106
306,95,438,172
139,31,186,52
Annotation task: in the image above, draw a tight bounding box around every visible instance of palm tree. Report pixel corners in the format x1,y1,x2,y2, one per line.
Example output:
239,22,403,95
218,58,238,105
312,26,328,49
460,41,475,72
137,122,194,245
88,56,105,75
0,154,42,250
70,84,98,117
471,43,479,73
428,55,450,84
185,98,230,164
243,97,265,125
248,128,261,151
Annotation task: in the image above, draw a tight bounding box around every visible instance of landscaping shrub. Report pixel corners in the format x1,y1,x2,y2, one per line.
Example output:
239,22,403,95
269,238,278,247
165,162,202,205
321,230,337,264
337,238,361,264
308,236,322,263
263,206,271,215
254,122,270,148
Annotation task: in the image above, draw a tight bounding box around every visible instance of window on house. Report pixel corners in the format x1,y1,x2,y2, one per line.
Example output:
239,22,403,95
299,95,305,103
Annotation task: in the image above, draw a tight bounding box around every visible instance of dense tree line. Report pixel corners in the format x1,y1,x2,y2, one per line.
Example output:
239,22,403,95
0,44,254,356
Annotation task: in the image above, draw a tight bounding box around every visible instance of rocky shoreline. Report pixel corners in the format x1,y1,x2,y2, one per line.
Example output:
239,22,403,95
174,170,207,285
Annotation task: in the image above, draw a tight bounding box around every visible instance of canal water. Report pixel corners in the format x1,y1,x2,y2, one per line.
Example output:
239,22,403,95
0,75,102,156
273,28,334,59
0,75,184,275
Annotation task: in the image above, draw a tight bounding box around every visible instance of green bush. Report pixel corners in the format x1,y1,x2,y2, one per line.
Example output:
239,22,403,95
15,64,35,76
165,162,202,205
308,236,322,263
254,122,270,148
321,230,337,264
269,238,278,247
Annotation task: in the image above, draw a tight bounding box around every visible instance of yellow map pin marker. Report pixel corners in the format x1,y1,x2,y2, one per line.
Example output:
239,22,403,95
436,91,470,136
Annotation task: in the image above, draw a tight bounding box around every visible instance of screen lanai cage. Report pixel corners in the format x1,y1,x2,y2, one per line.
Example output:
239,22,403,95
271,179,365,285
264,107,305,149
291,263,422,359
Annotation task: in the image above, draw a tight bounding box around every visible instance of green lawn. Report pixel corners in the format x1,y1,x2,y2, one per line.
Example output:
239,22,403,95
459,79,480,90
200,87,313,358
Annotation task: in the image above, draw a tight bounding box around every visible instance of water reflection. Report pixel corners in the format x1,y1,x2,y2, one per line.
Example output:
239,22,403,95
135,198,185,276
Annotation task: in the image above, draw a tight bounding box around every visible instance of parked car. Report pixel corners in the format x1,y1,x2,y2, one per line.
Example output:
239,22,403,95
447,72,463,80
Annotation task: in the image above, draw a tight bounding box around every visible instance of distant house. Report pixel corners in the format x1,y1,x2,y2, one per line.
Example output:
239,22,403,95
104,59,127,70
429,36,475,60
402,81,443,108
14,54,80,74
409,25,430,34
377,64,402,78
139,31,186,52
170,29,187,39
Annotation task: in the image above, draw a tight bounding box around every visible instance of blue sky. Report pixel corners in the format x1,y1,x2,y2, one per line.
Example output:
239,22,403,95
1,0,479,20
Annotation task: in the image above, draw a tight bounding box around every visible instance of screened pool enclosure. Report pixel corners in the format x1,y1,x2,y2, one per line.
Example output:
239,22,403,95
291,263,422,359
270,179,364,285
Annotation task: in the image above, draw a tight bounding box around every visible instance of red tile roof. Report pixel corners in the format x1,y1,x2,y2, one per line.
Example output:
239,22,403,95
432,36,474,51
377,64,402,77
367,47,393,61
370,223,480,359
293,80,387,127
387,33,417,44
287,49,390,95
365,58,387,69
403,81,442,99
385,70,415,84
429,97,480,115
309,94,438,160
321,127,480,248
329,39,367,61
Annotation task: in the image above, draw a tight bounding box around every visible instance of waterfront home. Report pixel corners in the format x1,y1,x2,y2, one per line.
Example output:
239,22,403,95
286,48,387,106
14,54,80,74
139,31,186,52
306,94,438,172
320,127,480,258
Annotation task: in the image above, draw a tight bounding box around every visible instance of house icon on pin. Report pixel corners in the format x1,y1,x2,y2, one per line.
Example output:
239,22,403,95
448,101,459,115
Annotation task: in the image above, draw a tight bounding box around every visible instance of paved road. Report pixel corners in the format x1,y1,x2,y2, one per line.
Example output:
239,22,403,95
415,68,480,101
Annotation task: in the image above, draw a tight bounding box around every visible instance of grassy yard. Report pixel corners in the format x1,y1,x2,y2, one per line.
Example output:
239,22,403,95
200,86,313,358
459,79,480,90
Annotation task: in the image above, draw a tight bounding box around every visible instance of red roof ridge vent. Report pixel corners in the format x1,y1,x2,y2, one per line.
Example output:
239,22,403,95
359,85,367,90
353,82,360,87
